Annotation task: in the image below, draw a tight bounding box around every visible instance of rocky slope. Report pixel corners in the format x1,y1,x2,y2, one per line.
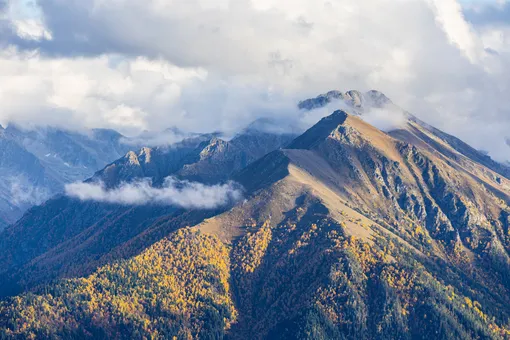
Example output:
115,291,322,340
1,95,510,339
300,89,510,179
196,110,510,339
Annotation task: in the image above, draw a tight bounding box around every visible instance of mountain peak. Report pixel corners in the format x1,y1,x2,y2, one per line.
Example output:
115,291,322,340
345,90,364,107
198,137,229,158
365,89,392,107
298,91,345,110
298,89,392,111
288,110,349,149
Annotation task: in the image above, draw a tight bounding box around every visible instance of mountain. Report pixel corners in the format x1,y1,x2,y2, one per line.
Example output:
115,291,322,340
301,89,510,180
298,90,366,110
95,123,296,186
0,126,296,297
0,125,134,229
1,94,510,339
4,125,132,184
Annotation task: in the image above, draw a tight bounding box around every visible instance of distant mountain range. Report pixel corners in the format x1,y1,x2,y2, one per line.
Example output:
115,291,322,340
0,125,135,229
0,120,297,231
1,91,510,339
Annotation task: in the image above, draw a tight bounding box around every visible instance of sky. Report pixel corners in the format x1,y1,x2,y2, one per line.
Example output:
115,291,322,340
1,0,510,161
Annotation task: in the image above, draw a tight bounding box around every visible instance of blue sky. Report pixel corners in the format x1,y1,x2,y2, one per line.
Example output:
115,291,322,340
7,0,39,19
7,0,508,22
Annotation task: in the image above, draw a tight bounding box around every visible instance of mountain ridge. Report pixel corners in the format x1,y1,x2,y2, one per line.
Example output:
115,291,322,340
0,125,296,297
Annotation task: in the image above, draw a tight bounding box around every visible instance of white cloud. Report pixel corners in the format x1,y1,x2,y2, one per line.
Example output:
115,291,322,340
427,0,483,63
297,95,408,133
65,177,243,209
1,0,510,161
0,49,206,135
361,107,408,133
11,19,52,40
7,175,51,206
121,129,190,148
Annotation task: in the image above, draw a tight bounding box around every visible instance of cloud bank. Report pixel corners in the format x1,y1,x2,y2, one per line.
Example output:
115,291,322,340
65,177,243,209
1,0,510,160
121,129,192,148
362,107,408,133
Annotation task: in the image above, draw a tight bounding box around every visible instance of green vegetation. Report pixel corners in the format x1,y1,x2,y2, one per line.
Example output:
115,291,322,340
227,199,510,339
0,229,236,339
1,200,509,339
